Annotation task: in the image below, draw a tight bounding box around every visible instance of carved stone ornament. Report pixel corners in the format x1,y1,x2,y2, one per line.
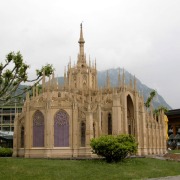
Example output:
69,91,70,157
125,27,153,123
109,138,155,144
79,110,86,118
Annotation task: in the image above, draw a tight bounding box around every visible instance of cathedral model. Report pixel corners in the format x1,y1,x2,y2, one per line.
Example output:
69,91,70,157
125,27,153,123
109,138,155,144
13,24,167,158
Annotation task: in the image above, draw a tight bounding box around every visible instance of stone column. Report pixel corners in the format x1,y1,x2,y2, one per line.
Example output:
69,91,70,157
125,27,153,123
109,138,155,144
24,101,30,158
72,102,78,157
148,122,152,154
158,123,162,154
86,111,93,146
141,107,148,155
161,110,167,154
44,99,52,158
85,105,93,156
97,104,102,136
134,94,140,144
154,123,158,154
152,122,155,154
121,91,127,134
12,115,18,157
112,93,121,134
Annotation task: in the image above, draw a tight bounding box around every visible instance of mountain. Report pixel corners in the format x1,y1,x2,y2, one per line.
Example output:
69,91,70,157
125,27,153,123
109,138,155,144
97,68,171,109
58,68,171,109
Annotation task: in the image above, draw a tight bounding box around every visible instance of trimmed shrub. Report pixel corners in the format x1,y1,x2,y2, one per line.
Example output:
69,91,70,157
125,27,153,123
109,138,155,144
90,134,138,163
0,148,13,157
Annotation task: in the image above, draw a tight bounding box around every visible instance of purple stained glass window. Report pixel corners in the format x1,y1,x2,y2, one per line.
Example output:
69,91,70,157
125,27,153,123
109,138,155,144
54,110,69,147
33,110,44,147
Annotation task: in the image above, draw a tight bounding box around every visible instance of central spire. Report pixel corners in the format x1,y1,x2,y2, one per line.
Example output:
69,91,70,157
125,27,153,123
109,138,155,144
78,23,85,45
77,23,86,65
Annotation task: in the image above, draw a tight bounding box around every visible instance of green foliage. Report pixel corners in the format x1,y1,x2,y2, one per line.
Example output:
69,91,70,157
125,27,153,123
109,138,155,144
0,148,13,157
158,106,168,113
168,149,180,154
90,134,138,163
145,90,168,114
36,64,53,77
145,90,156,108
154,106,169,115
0,52,54,104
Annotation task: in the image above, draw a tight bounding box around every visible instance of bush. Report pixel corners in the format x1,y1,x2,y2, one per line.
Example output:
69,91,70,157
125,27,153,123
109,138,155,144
0,148,13,157
90,134,138,163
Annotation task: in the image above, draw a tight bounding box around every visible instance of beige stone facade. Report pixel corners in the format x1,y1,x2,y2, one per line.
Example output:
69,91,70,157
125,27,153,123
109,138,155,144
13,24,167,158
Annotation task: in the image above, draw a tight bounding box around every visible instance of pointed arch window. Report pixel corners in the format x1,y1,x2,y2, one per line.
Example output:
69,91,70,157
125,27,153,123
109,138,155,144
33,110,44,147
93,122,95,138
54,110,69,147
127,95,135,136
108,113,112,135
81,121,86,147
20,126,24,148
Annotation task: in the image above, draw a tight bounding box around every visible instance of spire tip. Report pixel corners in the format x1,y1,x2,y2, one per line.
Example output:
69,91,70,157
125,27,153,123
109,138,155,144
80,21,83,29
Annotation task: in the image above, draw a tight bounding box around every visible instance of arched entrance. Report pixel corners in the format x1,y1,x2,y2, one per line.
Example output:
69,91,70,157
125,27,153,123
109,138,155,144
127,95,135,136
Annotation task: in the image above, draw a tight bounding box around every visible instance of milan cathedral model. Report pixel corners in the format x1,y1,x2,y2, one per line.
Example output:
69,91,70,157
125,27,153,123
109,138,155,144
13,24,167,158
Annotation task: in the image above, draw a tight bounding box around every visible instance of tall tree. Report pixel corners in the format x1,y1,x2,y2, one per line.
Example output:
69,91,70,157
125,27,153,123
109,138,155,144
0,52,53,104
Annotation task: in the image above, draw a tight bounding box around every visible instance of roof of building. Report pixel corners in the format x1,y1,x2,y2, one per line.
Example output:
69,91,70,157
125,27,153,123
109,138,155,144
166,109,180,116
0,131,13,140
0,131,13,136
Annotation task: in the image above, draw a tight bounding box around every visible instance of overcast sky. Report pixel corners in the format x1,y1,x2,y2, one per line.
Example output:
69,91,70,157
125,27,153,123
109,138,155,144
0,0,180,109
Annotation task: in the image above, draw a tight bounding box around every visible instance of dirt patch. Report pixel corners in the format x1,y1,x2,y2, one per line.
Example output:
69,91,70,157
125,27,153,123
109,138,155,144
164,153,180,161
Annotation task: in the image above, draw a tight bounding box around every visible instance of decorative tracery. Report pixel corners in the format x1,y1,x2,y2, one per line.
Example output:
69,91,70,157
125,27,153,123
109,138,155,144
55,111,69,126
33,111,44,124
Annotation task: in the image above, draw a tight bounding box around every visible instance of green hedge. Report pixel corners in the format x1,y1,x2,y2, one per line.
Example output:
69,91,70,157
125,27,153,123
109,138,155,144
0,148,13,157
90,134,138,163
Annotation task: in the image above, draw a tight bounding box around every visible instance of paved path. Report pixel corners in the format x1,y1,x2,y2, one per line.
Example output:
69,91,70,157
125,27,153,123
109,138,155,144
144,155,180,180
147,175,180,180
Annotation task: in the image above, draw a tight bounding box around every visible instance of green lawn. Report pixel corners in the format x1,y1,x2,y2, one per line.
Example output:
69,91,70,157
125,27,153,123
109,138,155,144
168,149,180,154
0,157,179,180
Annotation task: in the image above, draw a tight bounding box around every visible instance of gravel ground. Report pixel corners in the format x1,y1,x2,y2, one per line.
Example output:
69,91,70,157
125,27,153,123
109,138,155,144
163,153,180,161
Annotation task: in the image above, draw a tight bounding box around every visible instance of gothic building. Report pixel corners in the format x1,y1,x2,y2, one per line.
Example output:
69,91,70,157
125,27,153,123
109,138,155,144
13,25,167,158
